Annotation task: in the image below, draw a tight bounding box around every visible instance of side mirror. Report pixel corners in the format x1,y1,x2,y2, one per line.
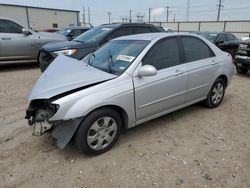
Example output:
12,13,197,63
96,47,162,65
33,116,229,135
22,28,31,35
137,65,157,77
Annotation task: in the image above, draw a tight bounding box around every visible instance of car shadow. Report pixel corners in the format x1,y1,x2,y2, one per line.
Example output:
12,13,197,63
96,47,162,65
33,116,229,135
0,62,38,72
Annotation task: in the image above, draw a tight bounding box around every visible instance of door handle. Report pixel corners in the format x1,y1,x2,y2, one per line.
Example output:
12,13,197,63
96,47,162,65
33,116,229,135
1,37,11,40
174,69,184,76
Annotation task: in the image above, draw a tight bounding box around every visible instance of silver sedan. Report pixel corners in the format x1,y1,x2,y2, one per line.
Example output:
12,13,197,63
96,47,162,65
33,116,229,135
0,17,66,64
26,33,234,155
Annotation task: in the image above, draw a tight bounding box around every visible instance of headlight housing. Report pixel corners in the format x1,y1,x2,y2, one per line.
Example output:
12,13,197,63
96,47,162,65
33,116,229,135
53,49,77,56
239,44,248,49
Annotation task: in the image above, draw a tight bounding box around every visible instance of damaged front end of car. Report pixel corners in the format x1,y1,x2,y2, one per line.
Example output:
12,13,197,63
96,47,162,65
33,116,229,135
25,99,83,148
25,55,116,149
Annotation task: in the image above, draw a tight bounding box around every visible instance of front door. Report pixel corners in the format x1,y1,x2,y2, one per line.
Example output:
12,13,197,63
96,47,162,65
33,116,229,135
133,37,187,122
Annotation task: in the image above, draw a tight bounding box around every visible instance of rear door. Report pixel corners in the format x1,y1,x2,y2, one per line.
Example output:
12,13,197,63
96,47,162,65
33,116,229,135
133,37,187,122
180,36,218,103
0,19,35,62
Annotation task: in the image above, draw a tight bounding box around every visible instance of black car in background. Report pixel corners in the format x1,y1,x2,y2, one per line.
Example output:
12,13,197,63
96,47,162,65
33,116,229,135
57,27,90,40
234,39,250,74
39,23,165,71
194,32,239,58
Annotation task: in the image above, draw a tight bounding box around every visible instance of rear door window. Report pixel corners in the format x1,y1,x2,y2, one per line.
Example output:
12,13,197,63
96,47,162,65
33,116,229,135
181,36,214,62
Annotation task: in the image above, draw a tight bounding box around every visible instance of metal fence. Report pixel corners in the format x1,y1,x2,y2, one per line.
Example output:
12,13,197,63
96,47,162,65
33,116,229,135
150,20,250,38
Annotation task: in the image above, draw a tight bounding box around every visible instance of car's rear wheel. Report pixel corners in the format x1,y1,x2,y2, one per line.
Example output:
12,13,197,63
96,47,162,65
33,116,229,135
74,108,121,155
236,66,248,74
205,78,226,108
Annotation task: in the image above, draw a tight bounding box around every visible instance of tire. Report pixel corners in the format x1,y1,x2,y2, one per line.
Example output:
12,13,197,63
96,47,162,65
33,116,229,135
205,78,226,108
74,108,122,155
236,66,248,74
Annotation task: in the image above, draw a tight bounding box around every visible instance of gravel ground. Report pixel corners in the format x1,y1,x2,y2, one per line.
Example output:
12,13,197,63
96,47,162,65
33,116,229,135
0,64,250,188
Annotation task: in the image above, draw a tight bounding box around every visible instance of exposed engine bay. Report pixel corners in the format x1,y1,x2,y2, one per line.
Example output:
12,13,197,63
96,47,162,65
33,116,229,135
25,99,59,126
25,99,83,148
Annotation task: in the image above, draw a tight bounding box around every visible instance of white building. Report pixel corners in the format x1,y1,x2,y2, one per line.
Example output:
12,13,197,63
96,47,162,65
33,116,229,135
0,4,80,30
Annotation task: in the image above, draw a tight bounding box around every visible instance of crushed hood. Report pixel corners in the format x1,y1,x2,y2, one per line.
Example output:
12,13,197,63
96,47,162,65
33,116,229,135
28,55,116,101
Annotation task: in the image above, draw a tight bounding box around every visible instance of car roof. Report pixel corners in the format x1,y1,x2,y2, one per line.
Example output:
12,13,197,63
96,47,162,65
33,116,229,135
100,23,159,28
195,31,233,35
114,32,199,41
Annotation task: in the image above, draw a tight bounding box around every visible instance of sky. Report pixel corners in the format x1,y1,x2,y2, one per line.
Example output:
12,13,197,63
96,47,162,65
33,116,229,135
0,0,250,26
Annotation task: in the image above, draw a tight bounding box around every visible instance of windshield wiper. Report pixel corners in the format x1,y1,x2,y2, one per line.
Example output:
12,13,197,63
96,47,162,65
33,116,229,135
108,50,114,74
88,53,95,65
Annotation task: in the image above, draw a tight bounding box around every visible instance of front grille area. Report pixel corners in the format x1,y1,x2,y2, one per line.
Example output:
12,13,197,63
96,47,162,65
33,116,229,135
39,50,55,64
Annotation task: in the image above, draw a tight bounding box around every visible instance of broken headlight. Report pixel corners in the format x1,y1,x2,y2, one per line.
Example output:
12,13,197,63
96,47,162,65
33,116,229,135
25,99,59,126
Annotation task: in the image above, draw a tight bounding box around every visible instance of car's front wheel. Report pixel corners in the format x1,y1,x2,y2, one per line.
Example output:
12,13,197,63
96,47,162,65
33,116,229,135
74,108,121,155
205,78,226,108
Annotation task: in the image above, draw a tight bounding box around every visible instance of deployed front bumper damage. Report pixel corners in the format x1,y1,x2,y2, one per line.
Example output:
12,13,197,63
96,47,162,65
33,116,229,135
25,99,83,148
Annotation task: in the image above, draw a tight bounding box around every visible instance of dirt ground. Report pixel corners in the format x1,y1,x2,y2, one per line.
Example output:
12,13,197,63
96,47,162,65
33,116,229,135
0,63,249,188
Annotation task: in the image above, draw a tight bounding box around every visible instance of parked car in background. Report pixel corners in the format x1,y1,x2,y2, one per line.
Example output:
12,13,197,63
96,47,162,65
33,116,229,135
38,23,165,71
0,17,66,64
57,27,90,41
241,34,250,41
235,39,250,74
194,32,239,58
26,33,234,155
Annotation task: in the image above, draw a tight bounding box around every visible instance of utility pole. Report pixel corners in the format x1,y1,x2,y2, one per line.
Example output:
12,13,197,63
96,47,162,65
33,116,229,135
217,0,223,21
149,8,151,22
129,10,132,23
108,12,112,24
88,7,90,24
82,6,85,24
186,0,190,21
166,6,170,22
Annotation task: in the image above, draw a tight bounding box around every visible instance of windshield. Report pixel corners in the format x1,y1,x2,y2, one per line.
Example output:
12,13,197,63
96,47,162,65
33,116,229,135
83,40,149,75
73,26,114,43
57,28,71,36
197,32,218,43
